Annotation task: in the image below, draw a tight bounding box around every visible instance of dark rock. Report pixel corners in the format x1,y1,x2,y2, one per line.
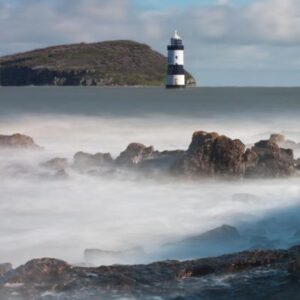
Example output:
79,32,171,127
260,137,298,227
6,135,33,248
115,143,155,167
2,246,300,299
187,225,240,244
160,225,242,261
172,131,246,177
0,134,40,149
41,157,68,170
245,140,295,177
73,151,113,170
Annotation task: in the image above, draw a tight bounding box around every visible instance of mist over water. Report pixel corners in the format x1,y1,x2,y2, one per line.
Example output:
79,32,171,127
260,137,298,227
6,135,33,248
1,87,300,267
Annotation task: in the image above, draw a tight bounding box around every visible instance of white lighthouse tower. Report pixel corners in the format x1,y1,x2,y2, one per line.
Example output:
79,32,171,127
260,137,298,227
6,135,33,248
166,30,185,88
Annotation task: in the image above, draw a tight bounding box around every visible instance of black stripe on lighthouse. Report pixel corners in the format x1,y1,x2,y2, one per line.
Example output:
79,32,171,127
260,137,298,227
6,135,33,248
166,30,186,89
167,65,185,75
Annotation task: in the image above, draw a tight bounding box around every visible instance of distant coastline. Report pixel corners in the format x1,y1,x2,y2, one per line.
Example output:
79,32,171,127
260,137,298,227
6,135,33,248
0,40,196,87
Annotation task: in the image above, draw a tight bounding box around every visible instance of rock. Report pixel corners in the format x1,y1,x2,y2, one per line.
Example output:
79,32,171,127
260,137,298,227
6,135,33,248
269,133,298,149
160,225,241,261
115,143,155,167
0,264,12,277
41,157,68,170
2,247,300,299
172,131,246,177
270,133,286,144
73,151,113,170
245,140,295,177
0,134,40,149
188,224,240,244
3,258,71,286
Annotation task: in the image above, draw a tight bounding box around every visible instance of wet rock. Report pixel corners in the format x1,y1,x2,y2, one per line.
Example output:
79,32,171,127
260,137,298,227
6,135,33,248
161,225,241,260
270,133,298,149
73,151,113,170
172,131,246,177
0,134,40,149
245,140,295,177
115,143,155,167
188,225,240,244
41,157,68,171
2,246,300,299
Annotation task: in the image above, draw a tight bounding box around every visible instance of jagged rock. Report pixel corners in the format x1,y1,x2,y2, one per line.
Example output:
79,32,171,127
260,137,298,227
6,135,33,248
186,224,240,244
245,140,295,177
160,225,242,261
0,134,40,149
3,258,71,286
73,151,113,170
269,133,299,149
2,247,300,299
41,157,68,170
270,133,286,144
172,131,246,177
115,143,155,167
0,264,12,278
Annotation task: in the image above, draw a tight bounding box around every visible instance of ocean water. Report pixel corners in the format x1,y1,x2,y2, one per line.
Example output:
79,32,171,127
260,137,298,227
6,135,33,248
0,87,300,266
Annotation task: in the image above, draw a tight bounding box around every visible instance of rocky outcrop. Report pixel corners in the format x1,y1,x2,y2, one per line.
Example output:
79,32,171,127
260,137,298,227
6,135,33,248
245,140,295,177
0,40,196,87
1,246,300,299
171,131,295,178
41,157,68,171
115,143,155,167
269,133,299,149
73,151,113,170
0,134,40,149
172,131,246,177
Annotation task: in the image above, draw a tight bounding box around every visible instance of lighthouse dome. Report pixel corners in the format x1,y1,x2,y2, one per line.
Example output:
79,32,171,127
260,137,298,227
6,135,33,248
173,30,181,40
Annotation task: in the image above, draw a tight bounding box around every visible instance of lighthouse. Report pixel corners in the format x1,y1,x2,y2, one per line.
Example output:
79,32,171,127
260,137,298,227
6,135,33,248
166,30,185,89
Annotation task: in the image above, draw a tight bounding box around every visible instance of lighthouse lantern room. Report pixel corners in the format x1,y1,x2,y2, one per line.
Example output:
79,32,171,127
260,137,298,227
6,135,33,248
166,30,185,88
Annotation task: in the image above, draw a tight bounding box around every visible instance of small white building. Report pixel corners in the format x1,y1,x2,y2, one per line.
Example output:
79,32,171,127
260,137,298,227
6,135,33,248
166,30,185,88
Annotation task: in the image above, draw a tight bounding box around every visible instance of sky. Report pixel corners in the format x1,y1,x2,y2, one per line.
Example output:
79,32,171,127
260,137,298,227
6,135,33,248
1,0,300,86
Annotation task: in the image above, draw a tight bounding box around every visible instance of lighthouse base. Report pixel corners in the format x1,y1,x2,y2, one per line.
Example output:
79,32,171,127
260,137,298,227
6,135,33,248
166,85,186,89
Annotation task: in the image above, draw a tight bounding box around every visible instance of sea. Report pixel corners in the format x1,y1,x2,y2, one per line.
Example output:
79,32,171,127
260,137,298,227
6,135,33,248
0,87,300,266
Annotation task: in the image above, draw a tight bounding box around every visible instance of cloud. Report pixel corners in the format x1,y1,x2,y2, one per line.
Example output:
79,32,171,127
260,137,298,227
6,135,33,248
1,0,300,85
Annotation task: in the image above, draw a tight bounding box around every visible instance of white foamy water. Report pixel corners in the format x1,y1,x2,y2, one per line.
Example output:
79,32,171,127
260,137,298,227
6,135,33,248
0,87,300,266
